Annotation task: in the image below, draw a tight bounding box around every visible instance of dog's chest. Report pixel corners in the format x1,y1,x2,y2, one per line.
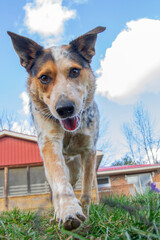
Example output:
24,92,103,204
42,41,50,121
63,133,90,156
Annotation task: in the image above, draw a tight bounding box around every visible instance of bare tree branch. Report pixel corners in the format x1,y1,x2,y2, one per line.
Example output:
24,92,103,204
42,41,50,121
0,111,36,136
123,103,160,164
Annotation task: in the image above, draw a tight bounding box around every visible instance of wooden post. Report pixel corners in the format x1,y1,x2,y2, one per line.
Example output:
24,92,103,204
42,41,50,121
27,166,30,194
94,170,99,204
4,167,8,210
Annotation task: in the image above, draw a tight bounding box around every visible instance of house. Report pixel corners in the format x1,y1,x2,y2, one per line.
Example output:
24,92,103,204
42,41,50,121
0,130,159,211
0,130,103,211
98,164,160,199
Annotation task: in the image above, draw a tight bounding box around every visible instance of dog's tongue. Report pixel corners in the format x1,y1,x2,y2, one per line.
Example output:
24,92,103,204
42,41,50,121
61,116,78,131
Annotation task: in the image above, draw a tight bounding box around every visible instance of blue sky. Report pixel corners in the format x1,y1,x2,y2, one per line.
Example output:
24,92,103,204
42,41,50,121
1,0,160,164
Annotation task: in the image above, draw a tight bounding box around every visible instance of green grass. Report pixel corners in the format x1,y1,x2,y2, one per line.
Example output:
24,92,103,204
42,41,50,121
0,191,160,239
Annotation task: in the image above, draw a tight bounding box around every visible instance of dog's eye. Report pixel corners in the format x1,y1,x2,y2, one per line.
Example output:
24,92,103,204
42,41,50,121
69,68,80,78
39,75,51,84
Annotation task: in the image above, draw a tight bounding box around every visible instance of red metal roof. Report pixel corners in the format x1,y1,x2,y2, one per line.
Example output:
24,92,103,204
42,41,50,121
0,135,43,167
0,130,103,168
98,164,160,172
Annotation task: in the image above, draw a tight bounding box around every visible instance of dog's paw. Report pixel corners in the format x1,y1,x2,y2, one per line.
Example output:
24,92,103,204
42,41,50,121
63,213,86,230
51,199,86,230
62,200,86,230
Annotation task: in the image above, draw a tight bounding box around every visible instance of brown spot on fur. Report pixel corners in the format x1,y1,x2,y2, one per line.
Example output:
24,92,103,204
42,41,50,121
30,60,57,105
30,49,54,76
50,129,55,134
37,60,57,79
40,62,57,102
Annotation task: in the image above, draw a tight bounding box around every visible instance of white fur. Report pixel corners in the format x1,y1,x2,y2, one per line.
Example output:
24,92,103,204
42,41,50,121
51,46,69,62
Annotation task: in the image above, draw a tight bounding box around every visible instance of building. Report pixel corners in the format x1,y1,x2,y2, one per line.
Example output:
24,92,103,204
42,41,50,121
98,164,160,199
0,130,103,211
0,130,159,211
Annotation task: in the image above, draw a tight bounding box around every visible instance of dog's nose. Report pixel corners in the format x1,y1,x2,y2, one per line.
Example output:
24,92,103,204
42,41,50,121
55,101,75,118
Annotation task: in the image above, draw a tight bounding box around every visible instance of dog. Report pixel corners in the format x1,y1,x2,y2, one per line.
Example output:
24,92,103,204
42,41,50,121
8,26,106,230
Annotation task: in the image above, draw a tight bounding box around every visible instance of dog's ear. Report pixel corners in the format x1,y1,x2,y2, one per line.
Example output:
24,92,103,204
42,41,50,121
7,31,43,71
69,26,106,63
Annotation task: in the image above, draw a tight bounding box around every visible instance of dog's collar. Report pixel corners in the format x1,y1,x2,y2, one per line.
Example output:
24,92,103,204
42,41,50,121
34,105,56,121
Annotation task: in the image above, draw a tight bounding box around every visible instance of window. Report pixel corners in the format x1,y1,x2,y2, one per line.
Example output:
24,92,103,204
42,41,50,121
126,173,152,195
0,169,4,197
30,166,49,194
8,168,28,196
98,176,110,188
7,166,50,196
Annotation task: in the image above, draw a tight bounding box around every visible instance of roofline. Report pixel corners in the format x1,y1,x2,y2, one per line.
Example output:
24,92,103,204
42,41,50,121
97,165,160,176
0,131,104,156
0,130,37,142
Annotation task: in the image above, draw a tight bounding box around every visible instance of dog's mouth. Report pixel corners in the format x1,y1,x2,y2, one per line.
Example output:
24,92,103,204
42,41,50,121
60,115,80,132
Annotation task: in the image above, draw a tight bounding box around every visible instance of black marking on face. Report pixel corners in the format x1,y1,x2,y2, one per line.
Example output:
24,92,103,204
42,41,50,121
68,46,89,68
30,51,55,76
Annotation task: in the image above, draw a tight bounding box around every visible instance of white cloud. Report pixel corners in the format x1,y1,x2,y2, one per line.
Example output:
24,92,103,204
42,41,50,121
96,18,160,104
24,0,76,43
19,91,30,115
11,91,36,135
12,120,36,135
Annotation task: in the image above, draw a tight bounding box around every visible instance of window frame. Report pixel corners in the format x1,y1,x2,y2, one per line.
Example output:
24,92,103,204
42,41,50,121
125,173,152,194
97,176,111,188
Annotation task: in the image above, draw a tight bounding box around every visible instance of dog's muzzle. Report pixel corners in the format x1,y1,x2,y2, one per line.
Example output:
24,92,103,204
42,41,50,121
55,100,81,132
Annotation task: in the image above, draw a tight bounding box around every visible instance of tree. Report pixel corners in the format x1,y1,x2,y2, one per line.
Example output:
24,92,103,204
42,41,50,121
111,155,139,166
123,103,160,164
0,111,16,131
0,111,36,135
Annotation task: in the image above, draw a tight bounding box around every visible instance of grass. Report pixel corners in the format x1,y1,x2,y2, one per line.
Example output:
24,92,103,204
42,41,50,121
0,190,160,239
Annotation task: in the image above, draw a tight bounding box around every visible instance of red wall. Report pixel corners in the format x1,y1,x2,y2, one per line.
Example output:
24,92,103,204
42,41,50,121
0,136,42,167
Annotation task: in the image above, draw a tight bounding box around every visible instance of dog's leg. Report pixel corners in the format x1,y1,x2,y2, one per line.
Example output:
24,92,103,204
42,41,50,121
65,155,81,187
80,151,96,216
41,138,86,230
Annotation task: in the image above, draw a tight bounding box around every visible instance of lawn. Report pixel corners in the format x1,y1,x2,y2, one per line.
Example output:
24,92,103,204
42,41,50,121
0,191,160,239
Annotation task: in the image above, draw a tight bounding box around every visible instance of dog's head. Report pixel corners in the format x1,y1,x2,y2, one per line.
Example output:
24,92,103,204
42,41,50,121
8,27,105,132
